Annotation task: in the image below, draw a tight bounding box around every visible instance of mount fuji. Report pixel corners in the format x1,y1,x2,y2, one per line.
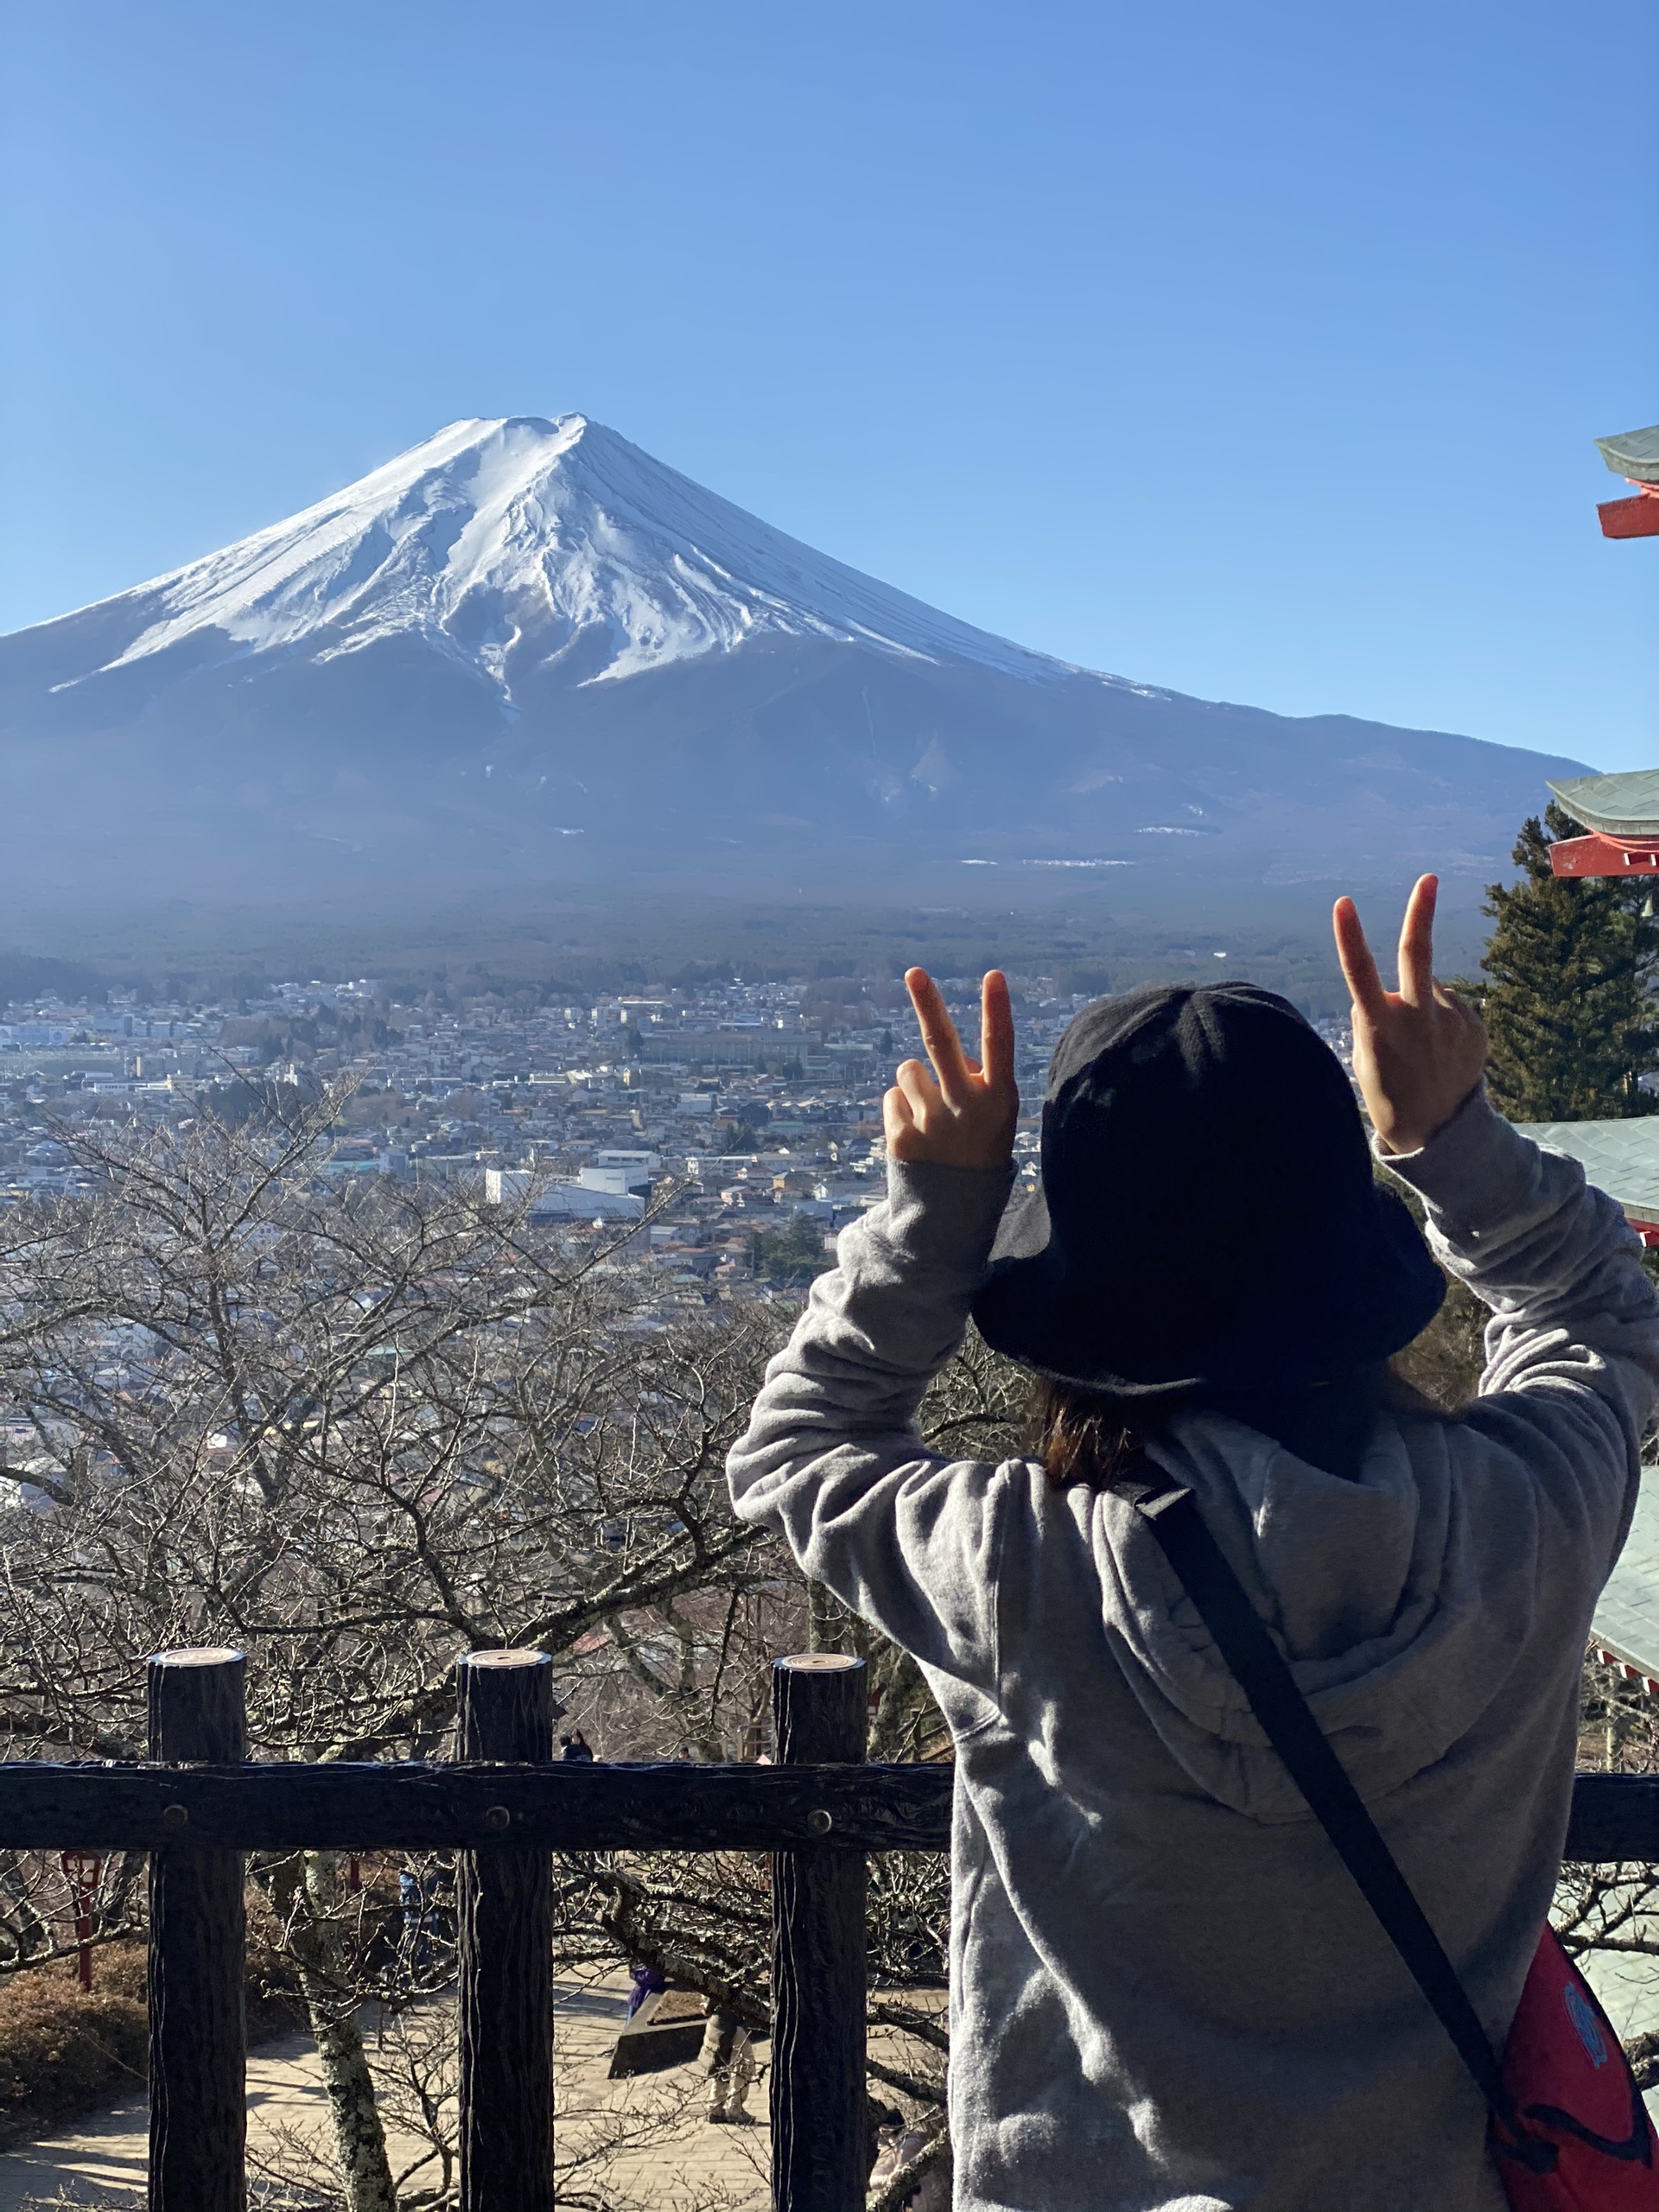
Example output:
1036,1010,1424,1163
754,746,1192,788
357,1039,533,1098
0,415,1587,916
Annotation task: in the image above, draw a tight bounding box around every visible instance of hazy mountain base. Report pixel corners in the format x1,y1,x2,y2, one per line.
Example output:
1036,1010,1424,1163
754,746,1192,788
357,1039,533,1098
0,880,1491,1016
0,631,1580,958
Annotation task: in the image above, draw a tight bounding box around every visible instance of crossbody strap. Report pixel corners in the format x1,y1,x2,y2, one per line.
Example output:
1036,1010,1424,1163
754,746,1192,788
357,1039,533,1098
1132,1476,1516,2125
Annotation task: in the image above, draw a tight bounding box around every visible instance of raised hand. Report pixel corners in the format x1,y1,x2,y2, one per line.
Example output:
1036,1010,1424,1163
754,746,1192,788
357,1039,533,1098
1332,874,1487,1155
884,969,1020,1171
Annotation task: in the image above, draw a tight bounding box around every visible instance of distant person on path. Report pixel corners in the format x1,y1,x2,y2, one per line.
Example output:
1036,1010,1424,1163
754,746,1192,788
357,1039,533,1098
559,1728,594,1763
727,876,1659,2210
702,2000,755,2124
398,1866,432,1976
626,1961,666,2019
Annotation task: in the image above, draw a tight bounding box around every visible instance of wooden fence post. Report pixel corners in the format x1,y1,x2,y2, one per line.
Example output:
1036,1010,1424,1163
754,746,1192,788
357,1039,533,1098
771,1651,868,2212
456,1649,556,2212
148,1646,248,2212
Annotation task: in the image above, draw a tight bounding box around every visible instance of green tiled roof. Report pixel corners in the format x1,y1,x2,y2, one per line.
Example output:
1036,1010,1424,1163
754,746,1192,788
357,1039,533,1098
1513,1118,1659,1223
1548,772,1659,838
1594,1482,1659,1688
1598,424,1659,486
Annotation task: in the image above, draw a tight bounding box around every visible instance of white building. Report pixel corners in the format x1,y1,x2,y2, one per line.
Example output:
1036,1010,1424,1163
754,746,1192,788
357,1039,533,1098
578,1166,630,1196
528,1182,645,1223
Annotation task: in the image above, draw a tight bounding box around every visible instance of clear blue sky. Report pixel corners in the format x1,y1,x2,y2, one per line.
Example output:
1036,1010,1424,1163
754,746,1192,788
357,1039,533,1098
3,0,1653,766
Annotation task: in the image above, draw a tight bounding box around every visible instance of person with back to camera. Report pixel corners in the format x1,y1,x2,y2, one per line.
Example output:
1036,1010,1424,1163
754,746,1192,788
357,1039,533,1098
725,876,1659,2211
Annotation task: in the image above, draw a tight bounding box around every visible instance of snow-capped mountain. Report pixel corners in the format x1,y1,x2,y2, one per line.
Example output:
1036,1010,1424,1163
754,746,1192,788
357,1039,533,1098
0,416,1589,917
81,415,1075,698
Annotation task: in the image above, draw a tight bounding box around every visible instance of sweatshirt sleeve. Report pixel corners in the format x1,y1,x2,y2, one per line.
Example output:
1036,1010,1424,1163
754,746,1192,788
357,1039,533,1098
1380,1087,1659,1561
726,1158,1019,1691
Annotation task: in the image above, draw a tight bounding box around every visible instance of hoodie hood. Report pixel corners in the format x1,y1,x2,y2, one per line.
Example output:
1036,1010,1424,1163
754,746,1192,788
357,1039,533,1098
1083,1406,1541,1821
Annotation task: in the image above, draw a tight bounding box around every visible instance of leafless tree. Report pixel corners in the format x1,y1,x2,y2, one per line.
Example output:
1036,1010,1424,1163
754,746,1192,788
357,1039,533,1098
0,1101,993,2207
0,1099,790,2208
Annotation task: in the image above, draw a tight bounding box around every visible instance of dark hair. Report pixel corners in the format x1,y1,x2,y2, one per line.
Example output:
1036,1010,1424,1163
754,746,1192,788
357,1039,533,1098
1030,1377,1169,1490
1032,1363,1452,1491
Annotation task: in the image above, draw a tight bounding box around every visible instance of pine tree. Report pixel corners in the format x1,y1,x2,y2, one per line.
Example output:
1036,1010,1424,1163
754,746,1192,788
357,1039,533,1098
1481,802,1659,1121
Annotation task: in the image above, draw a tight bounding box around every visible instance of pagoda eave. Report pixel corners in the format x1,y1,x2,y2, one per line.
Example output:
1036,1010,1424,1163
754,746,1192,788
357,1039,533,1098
1550,833,1659,880
1599,493,1659,541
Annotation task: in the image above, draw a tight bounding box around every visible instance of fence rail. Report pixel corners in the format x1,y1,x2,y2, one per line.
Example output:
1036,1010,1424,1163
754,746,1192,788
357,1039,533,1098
7,1762,1656,1859
0,1756,955,1853
0,1643,1655,2212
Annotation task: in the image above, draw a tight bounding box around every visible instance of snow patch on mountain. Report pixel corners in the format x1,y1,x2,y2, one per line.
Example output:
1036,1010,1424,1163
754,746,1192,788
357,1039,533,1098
78,415,1131,700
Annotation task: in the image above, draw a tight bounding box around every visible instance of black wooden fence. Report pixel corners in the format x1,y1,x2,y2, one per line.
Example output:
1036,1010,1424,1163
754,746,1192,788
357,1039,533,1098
2,1643,1656,2212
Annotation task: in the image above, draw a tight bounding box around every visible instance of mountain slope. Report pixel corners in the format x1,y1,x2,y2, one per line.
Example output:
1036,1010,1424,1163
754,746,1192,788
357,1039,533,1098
0,415,1588,915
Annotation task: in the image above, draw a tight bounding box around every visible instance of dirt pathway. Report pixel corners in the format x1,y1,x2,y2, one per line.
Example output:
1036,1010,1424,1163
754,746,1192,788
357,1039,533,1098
0,1973,771,2211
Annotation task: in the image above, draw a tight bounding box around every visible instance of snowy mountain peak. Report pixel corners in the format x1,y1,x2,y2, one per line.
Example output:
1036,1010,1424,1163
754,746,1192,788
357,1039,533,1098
86,414,1079,699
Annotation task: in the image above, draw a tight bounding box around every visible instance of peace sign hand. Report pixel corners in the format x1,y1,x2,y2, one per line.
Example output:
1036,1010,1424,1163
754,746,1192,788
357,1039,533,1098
1333,874,1486,1156
883,969,1020,1172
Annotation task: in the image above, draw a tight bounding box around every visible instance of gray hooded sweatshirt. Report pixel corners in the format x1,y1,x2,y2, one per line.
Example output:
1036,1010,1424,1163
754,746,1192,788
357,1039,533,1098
726,1091,1659,2212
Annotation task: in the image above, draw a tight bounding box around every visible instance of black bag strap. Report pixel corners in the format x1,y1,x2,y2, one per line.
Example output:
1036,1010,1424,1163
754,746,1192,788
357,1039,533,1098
1131,1476,1518,2127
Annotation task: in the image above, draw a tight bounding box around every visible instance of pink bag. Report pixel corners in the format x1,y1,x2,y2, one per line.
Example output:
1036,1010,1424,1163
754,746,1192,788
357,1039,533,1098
1493,1926,1659,2209
1136,1478,1659,2209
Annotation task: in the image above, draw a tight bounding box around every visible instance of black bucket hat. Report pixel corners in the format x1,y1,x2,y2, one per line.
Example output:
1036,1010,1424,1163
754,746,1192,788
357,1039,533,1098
970,982,1444,1399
